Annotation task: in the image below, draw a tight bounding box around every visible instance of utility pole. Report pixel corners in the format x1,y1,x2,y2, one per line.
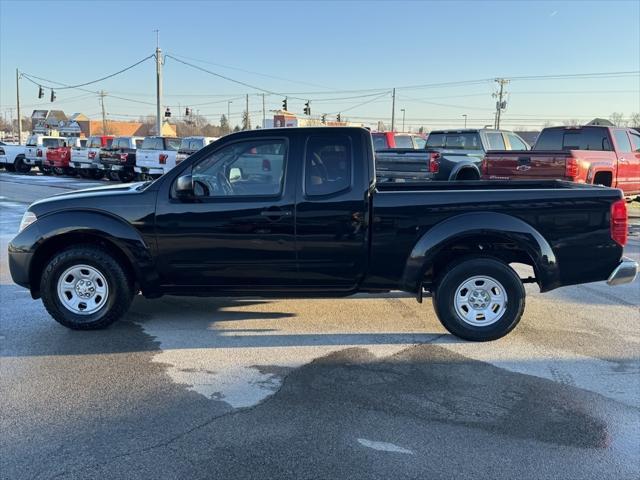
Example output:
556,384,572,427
99,91,108,134
16,69,22,144
245,93,249,130
462,114,468,128
400,108,406,132
8,107,14,136
390,88,396,132
227,100,232,134
261,93,266,128
493,78,509,129
154,29,163,136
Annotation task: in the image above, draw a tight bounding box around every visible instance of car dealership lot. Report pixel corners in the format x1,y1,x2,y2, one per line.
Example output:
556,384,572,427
1,172,638,479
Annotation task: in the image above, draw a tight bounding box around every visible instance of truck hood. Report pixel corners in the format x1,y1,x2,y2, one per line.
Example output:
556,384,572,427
29,182,154,216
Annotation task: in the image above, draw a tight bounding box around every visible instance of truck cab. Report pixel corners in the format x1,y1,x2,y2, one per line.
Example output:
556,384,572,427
176,136,218,164
71,135,114,179
134,136,181,178
24,135,68,174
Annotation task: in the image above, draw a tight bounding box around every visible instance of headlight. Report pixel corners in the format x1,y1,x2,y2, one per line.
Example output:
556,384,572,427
19,211,37,232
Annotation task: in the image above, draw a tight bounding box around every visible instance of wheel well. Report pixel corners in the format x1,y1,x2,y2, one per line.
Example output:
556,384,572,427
29,232,136,298
455,168,480,181
423,235,538,290
593,171,613,187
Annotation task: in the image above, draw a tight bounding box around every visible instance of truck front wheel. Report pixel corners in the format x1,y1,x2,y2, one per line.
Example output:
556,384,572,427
40,246,134,330
432,257,525,341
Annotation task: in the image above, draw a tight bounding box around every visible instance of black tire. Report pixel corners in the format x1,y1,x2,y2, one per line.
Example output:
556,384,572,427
78,170,90,178
40,246,134,330
117,170,135,182
432,257,525,341
14,155,31,173
53,167,65,176
5,163,16,172
91,169,104,180
39,165,52,175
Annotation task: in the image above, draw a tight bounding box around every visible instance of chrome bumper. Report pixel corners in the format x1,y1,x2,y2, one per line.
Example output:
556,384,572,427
607,257,639,286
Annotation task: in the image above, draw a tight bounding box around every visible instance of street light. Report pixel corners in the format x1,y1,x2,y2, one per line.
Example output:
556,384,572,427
462,114,468,128
401,109,406,133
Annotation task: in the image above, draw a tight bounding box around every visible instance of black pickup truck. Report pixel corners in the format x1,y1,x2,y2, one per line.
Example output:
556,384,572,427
376,128,530,182
8,127,637,341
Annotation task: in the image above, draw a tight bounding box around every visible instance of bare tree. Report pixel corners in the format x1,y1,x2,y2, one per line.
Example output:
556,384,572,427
609,112,626,127
241,111,251,131
629,112,640,128
563,119,580,126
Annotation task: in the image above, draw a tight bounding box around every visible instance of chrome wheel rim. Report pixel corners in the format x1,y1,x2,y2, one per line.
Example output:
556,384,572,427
454,275,507,326
56,264,109,315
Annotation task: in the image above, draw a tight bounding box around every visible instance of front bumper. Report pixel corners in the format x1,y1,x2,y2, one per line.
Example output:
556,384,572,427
607,257,639,286
8,250,33,289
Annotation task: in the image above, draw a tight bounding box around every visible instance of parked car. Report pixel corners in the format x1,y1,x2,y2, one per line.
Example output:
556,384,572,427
99,136,144,182
176,136,218,164
134,136,181,179
371,132,424,151
376,129,530,182
0,141,29,173
45,137,87,176
24,135,69,175
71,135,114,179
482,126,640,199
9,127,636,342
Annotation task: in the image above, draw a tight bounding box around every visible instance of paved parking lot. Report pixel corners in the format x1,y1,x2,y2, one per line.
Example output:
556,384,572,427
1,172,638,479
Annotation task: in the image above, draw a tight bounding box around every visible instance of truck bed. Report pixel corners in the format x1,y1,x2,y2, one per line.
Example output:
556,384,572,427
375,179,599,192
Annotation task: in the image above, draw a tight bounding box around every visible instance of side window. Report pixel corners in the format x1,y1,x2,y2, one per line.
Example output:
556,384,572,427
613,130,633,153
629,133,640,152
305,136,352,197
190,139,286,197
486,132,506,150
135,139,143,149
507,133,528,150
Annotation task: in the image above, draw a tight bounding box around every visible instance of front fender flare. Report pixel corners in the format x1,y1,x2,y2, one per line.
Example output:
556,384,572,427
400,212,559,294
12,210,160,295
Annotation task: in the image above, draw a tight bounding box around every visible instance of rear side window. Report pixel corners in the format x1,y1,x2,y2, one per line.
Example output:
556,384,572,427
135,139,143,149
43,138,64,147
105,138,113,148
629,132,640,152
486,132,506,150
88,137,102,148
394,135,414,148
413,136,426,149
305,136,352,197
506,133,528,150
26,136,37,147
613,130,632,153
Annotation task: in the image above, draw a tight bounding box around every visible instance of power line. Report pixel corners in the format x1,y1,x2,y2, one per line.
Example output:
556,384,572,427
21,56,154,91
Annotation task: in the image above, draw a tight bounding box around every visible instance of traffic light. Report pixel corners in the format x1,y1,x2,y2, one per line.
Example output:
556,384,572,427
164,107,171,118
185,107,191,116
303,101,311,116
50,90,56,102
337,113,341,122
282,98,288,111
38,86,44,99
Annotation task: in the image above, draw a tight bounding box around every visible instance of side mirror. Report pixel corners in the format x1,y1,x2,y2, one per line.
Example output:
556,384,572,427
175,174,194,199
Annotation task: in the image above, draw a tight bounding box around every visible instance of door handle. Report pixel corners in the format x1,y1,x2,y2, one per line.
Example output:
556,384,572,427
619,158,627,163
261,209,292,218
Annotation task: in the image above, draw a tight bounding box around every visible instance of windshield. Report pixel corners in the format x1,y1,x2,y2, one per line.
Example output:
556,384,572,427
427,132,482,150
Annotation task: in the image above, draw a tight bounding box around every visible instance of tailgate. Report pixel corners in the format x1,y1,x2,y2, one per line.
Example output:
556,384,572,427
375,149,432,180
483,150,568,179
71,148,88,163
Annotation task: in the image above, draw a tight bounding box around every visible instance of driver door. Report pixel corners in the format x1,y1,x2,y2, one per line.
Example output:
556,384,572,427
154,137,299,289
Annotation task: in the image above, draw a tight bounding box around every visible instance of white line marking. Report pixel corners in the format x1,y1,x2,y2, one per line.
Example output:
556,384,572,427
357,438,414,455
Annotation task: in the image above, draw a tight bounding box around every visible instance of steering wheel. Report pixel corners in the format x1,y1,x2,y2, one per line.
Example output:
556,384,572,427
217,171,234,195
312,153,329,182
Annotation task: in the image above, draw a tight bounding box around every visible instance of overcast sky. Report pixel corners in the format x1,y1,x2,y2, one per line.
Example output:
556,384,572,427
1,0,638,130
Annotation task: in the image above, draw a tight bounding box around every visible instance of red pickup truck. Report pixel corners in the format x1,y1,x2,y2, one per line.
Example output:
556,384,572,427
482,126,640,199
45,138,87,176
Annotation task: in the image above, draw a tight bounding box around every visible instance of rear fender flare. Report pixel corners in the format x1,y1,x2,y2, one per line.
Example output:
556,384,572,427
401,212,559,294
447,160,482,181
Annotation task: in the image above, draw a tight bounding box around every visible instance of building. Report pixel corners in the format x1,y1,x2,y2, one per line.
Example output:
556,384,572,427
31,110,67,133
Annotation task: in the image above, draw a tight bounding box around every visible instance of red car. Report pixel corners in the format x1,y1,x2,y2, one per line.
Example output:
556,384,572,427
482,126,640,199
372,132,426,151
45,138,87,176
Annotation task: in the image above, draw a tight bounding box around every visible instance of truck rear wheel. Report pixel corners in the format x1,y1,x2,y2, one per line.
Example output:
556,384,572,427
14,156,30,173
432,257,525,341
40,246,134,330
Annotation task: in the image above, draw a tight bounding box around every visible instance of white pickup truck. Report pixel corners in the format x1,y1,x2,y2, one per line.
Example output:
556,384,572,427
0,141,29,173
176,136,218,164
24,135,68,174
134,136,181,179
71,135,114,179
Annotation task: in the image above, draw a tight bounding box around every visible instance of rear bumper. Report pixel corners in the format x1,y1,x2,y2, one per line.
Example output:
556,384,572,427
135,166,164,176
607,257,638,286
24,157,42,166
